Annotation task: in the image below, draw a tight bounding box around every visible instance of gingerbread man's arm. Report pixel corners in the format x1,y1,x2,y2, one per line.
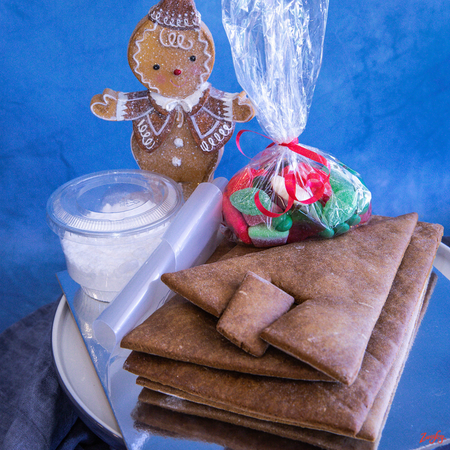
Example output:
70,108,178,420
90,89,151,121
231,91,256,123
207,87,255,124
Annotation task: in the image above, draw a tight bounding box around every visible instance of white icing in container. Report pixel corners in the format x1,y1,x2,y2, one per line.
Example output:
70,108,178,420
47,170,183,302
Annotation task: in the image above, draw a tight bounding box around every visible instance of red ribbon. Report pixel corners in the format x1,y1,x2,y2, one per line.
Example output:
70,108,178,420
236,130,330,218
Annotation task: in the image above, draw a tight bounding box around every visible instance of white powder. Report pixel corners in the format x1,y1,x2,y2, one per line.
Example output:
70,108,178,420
60,200,172,302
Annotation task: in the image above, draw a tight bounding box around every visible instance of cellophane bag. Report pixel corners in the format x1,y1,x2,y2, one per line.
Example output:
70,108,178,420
221,0,371,247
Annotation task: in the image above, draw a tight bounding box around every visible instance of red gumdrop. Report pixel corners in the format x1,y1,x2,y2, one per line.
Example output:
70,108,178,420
227,169,253,195
223,166,271,245
222,196,251,245
222,183,252,245
227,167,269,195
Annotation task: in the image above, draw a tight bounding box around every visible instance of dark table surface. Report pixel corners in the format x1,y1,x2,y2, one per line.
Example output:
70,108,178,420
0,300,114,450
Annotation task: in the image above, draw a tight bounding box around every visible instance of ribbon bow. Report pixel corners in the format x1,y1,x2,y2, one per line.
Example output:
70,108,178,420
236,130,330,218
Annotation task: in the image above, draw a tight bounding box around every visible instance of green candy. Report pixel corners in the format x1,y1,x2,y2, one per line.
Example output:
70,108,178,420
322,189,357,228
290,209,312,223
332,164,371,216
248,224,289,240
230,188,272,216
360,201,370,215
329,170,355,194
320,168,358,227
346,214,361,227
319,165,371,232
272,214,293,232
334,222,350,236
318,227,335,239
336,163,362,182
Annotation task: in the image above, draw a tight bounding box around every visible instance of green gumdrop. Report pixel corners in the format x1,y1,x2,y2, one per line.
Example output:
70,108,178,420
323,189,357,228
329,170,355,194
248,224,289,239
334,222,350,236
346,214,361,227
333,165,372,215
273,214,293,231
230,188,272,216
337,163,363,181
318,227,335,239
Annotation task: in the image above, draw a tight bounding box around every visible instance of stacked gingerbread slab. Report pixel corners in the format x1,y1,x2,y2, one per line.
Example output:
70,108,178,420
121,213,443,449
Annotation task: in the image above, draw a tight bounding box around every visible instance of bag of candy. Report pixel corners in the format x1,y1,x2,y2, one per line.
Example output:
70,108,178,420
221,0,371,247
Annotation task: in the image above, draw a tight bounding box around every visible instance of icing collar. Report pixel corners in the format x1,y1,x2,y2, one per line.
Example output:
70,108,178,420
150,82,210,113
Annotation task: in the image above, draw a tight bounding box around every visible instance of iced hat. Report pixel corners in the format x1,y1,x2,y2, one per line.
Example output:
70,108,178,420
148,0,201,30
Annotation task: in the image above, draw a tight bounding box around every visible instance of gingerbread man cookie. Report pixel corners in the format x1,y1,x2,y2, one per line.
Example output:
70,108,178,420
91,0,255,197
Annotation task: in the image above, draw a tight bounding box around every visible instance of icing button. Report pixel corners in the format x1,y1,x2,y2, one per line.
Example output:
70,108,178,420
172,156,182,167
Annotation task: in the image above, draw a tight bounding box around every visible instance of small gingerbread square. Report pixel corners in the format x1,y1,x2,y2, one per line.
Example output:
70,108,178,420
216,271,294,357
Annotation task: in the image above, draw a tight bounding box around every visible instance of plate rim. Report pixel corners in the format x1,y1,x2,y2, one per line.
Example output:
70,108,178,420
51,294,123,440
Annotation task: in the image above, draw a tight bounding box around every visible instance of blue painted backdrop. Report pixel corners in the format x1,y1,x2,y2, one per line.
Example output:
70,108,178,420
1,0,449,332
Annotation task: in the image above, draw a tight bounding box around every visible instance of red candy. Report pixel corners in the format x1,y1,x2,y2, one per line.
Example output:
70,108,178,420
286,220,323,243
223,180,252,245
227,168,261,195
223,168,271,244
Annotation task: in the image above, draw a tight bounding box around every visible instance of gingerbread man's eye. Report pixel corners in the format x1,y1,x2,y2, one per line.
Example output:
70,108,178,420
189,55,196,62
153,64,160,70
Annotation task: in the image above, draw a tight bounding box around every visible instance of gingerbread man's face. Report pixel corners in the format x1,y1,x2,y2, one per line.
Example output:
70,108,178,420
128,19,215,99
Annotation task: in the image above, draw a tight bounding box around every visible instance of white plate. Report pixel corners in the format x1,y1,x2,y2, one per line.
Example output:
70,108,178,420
51,295,123,445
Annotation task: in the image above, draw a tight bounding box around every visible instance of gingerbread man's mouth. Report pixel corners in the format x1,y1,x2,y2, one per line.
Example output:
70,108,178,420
170,78,187,88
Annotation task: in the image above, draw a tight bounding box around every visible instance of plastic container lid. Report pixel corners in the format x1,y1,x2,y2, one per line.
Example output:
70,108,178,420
47,170,183,238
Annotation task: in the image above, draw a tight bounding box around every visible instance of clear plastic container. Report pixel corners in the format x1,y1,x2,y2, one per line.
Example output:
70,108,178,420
47,170,183,302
